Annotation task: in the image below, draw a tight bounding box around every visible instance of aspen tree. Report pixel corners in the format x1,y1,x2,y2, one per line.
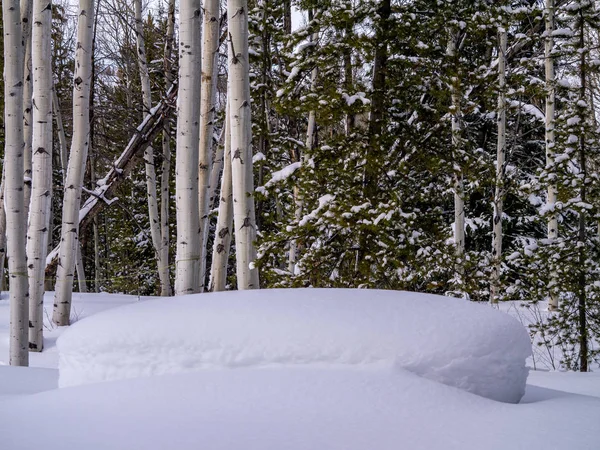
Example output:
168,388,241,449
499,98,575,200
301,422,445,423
174,0,202,295
27,0,53,351
53,0,95,326
0,171,6,292
21,0,33,224
134,0,169,296
288,9,318,275
228,0,259,289
3,0,29,365
159,0,176,297
210,102,233,292
198,0,220,290
491,25,507,304
52,90,68,181
447,27,465,285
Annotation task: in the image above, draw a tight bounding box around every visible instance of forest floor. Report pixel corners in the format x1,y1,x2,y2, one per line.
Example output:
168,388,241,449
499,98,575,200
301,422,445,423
0,290,599,450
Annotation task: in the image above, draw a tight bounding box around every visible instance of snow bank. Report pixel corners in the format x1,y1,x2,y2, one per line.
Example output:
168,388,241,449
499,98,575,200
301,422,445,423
0,291,141,367
57,289,531,402
2,368,599,450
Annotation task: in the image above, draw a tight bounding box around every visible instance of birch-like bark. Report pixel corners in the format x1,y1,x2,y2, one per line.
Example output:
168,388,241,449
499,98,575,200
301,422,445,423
3,0,29,366
76,245,87,292
53,0,95,326
198,0,220,291
21,0,33,225
134,0,169,296
53,89,69,181
491,26,507,305
0,170,6,292
159,0,176,297
210,102,233,292
174,0,202,295
208,131,226,212
27,0,53,351
228,0,259,289
545,0,559,311
447,29,465,285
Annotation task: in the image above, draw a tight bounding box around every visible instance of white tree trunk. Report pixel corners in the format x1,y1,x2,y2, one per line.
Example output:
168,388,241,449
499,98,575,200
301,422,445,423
228,0,259,289
21,0,33,226
53,0,95,326
76,245,87,292
53,88,69,181
159,0,176,297
447,29,465,285
210,102,233,292
134,0,169,296
27,0,53,351
491,26,507,305
3,0,29,366
545,0,559,311
198,0,220,291
0,169,7,292
207,129,226,213
288,63,318,274
174,0,202,295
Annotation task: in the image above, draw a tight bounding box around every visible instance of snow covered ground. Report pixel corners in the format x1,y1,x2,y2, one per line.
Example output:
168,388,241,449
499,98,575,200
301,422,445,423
0,289,599,450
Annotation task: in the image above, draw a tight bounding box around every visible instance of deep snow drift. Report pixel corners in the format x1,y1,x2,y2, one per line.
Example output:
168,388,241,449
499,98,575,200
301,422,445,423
2,367,600,450
57,288,531,402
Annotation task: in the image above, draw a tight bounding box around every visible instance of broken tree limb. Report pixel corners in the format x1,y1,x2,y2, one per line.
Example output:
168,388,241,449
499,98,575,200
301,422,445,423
45,85,178,272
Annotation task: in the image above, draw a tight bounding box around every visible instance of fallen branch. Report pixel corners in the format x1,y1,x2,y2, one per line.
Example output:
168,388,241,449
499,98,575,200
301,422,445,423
46,85,178,271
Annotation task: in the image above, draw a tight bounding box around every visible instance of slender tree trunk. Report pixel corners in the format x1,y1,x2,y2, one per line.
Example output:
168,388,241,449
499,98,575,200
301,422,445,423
198,0,220,291
53,88,69,180
228,0,259,289
21,0,33,225
134,0,169,296
3,0,29,366
53,0,95,326
174,0,202,295
210,102,233,292
491,26,507,304
447,28,465,285
288,10,318,275
545,0,559,311
159,0,176,297
577,7,588,372
27,0,53,352
0,170,6,293
208,129,226,213
344,22,354,134
90,153,100,292
75,245,87,292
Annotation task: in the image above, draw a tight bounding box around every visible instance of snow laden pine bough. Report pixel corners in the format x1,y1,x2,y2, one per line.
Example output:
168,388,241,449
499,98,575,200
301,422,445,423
57,289,531,403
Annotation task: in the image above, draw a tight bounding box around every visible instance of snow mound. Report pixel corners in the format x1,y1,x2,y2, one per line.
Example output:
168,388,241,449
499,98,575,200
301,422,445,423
57,289,531,402
2,368,599,450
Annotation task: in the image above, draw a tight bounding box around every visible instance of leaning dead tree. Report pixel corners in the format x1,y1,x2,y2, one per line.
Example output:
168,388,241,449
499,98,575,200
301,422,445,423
46,87,178,272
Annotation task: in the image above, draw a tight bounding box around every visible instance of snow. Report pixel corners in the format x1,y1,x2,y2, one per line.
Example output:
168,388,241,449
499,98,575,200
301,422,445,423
264,161,302,188
0,291,142,367
0,367,58,400
0,290,598,450
2,367,600,450
57,289,530,403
